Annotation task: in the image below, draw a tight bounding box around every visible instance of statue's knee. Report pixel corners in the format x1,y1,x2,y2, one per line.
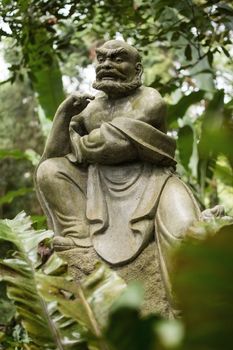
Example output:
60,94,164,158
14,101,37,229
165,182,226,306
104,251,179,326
36,158,61,188
157,176,200,239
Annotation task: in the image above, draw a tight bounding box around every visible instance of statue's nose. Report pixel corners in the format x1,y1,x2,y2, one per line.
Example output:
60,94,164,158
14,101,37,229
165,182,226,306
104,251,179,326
102,59,113,69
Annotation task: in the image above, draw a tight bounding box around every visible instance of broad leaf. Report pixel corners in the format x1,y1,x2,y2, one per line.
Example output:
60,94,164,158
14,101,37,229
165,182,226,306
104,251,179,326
105,283,184,350
197,90,228,194
0,213,60,349
173,222,233,350
167,91,205,125
0,212,127,350
33,62,65,121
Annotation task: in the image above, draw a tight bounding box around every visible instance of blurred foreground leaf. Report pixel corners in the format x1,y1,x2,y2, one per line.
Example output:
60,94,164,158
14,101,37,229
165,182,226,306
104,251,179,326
173,222,233,350
0,282,16,325
105,283,184,350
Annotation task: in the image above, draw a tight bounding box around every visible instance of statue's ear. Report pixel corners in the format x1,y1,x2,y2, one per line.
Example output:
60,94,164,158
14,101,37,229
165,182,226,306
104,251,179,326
135,62,143,78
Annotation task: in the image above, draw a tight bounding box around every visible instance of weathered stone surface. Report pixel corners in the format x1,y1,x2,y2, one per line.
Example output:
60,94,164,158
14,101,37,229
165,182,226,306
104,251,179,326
58,241,170,318
35,39,203,316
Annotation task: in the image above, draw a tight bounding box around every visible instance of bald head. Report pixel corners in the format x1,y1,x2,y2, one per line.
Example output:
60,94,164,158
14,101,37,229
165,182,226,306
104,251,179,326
96,40,141,64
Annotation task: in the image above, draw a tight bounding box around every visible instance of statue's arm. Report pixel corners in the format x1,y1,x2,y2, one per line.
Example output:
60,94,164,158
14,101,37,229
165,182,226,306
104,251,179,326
41,94,94,161
70,123,138,164
70,116,175,166
130,88,167,132
147,97,167,132
68,89,169,165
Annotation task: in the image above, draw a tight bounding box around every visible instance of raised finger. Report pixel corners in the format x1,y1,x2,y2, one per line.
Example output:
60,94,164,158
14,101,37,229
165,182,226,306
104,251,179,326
82,93,95,100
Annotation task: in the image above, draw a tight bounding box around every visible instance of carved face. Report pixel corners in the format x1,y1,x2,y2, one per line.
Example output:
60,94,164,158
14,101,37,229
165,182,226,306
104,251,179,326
95,48,137,82
93,40,142,97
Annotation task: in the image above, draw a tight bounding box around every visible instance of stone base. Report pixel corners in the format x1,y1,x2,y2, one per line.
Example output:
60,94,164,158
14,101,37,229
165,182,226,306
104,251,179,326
57,240,171,318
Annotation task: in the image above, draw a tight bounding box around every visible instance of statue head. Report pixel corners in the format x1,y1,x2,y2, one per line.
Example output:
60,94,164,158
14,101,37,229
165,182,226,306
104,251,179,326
93,40,143,97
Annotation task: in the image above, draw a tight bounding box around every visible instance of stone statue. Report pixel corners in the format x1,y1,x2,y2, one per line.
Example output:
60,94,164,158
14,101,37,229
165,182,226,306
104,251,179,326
35,40,202,316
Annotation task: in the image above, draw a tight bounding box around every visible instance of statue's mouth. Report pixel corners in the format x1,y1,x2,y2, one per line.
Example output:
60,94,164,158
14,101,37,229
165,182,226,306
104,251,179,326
101,76,115,81
96,69,126,82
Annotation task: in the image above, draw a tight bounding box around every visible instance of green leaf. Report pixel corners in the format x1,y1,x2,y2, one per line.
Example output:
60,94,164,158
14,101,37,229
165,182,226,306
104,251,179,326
0,149,41,165
111,281,144,311
173,222,233,350
0,212,127,350
171,31,180,41
106,303,160,350
0,282,16,325
184,44,192,61
207,51,213,67
167,90,205,125
177,125,194,170
0,213,59,349
38,261,127,334
0,149,28,160
105,281,184,350
0,188,34,205
31,215,47,230
42,252,68,276
24,149,41,166
197,90,226,193
33,62,65,121
215,157,233,187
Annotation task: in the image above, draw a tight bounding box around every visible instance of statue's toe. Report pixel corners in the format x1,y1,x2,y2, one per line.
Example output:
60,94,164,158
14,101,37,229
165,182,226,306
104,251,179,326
53,235,92,251
53,236,76,251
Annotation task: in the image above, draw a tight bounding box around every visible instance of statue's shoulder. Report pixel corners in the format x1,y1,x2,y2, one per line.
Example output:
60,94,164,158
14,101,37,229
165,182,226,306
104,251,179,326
132,86,166,131
140,86,165,104
135,86,166,112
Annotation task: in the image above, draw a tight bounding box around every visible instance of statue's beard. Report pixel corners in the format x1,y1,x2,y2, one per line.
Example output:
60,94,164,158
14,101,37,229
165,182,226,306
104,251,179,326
92,76,141,96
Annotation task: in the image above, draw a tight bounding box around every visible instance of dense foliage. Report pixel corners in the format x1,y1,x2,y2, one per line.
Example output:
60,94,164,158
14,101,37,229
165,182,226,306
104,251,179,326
0,213,232,350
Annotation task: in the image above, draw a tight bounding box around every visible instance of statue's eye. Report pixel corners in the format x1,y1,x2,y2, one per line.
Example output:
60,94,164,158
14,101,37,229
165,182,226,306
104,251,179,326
98,56,104,63
115,57,123,63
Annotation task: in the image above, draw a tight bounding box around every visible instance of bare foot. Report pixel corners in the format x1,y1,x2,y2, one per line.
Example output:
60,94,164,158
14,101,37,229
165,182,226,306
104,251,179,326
53,235,92,251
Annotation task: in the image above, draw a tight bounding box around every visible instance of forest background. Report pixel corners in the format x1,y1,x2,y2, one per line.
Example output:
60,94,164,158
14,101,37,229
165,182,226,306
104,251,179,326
0,0,232,222
0,1,233,349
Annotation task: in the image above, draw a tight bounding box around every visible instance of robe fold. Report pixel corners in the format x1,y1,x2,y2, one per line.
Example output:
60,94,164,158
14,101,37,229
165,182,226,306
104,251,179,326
66,116,176,265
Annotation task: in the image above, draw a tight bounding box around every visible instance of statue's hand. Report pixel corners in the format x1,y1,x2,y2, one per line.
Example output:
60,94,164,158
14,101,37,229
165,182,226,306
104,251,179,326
56,93,95,119
201,205,229,221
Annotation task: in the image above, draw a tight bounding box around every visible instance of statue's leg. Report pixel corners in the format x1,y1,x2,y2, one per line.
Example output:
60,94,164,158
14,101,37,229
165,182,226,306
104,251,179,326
36,157,91,248
155,175,201,315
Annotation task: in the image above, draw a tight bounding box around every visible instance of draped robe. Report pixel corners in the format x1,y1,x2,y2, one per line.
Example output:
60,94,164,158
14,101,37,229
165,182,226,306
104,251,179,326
36,97,201,314
65,116,178,265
